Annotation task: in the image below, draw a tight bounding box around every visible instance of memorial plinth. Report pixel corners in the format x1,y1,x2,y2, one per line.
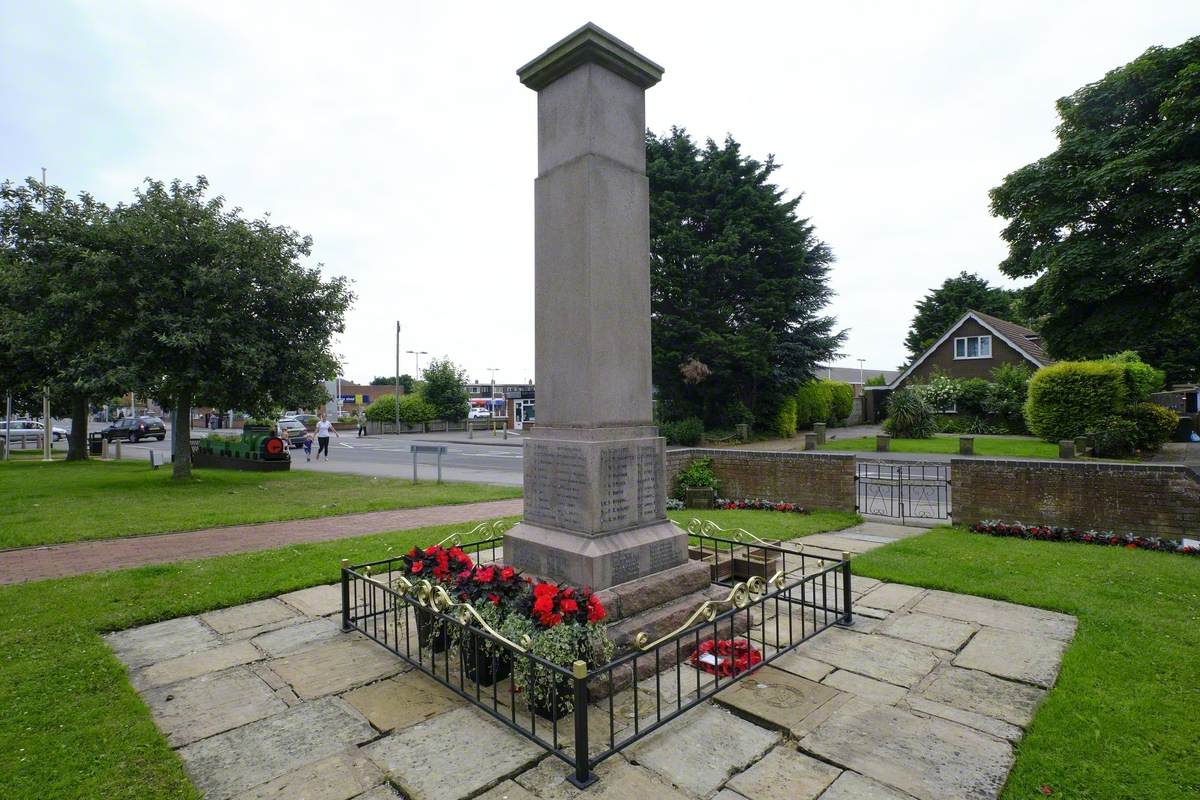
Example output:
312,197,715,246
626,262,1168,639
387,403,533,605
505,24,688,591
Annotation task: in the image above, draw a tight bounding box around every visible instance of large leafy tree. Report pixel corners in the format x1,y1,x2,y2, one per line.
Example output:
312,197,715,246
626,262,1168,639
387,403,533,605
648,129,844,429
990,36,1200,382
0,180,128,460
903,271,1021,361
421,358,469,421
110,177,352,478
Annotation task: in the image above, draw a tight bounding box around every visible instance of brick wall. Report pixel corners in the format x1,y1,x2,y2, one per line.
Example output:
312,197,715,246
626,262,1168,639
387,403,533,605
952,458,1200,539
665,448,856,512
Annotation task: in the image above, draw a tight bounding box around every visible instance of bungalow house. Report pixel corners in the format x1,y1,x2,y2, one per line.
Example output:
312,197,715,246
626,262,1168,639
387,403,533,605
864,310,1053,422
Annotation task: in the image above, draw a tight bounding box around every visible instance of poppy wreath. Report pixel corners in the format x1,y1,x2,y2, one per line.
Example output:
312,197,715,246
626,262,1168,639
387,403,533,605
715,498,808,514
970,520,1199,557
512,581,608,629
401,544,475,582
688,638,762,677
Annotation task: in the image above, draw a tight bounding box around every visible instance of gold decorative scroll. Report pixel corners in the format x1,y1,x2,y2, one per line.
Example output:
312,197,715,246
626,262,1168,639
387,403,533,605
435,518,511,548
683,518,822,567
632,572,787,652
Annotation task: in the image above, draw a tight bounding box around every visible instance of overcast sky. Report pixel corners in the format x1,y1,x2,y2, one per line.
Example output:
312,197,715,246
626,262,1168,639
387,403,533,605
3,2,1196,385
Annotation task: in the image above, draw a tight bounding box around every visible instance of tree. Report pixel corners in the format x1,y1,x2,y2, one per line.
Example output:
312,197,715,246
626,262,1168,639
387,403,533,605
648,129,844,430
372,374,414,393
109,177,352,478
904,272,1019,361
990,37,1200,383
0,179,128,460
421,358,469,421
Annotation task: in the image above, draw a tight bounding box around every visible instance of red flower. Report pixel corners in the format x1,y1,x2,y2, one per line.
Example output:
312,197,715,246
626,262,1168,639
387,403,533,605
540,611,562,627
533,595,554,615
533,582,557,599
488,592,500,605
410,561,423,574
559,597,579,615
500,566,516,581
474,566,496,583
586,595,606,623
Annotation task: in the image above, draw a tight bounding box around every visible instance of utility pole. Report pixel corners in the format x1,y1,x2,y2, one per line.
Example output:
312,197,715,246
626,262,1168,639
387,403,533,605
857,358,865,386
400,321,405,434
487,367,499,415
41,168,52,462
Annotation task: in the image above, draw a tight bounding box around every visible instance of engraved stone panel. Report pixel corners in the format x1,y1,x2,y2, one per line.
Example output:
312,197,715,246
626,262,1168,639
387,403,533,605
637,443,662,522
524,441,588,530
599,444,636,530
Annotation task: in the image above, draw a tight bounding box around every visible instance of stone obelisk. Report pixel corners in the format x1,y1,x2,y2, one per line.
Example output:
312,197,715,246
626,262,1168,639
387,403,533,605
505,23,687,591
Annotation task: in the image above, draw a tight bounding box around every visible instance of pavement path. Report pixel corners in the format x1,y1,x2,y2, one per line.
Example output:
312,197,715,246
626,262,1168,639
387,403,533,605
0,498,524,585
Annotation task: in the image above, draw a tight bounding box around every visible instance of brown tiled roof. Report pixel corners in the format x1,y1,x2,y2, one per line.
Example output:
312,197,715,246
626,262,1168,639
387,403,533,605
971,310,1052,365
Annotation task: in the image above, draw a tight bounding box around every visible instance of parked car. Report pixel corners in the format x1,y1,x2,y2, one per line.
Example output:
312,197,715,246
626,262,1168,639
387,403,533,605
283,412,318,428
275,419,308,448
468,408,493,419
0,420,68,443
102,416,166,442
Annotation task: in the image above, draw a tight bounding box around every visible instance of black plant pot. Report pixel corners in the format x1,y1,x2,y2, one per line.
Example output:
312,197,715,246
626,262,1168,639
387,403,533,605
530,675,574,721
464,630,512,687
415,607,449,653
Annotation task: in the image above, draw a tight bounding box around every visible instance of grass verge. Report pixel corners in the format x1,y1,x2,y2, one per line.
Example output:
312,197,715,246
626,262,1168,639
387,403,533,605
667,508,861,540
0,459,520,549
853,527,1200,800
819,433,1059,458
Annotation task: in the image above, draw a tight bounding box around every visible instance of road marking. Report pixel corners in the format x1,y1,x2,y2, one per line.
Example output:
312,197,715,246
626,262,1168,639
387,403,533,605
338,442,354,448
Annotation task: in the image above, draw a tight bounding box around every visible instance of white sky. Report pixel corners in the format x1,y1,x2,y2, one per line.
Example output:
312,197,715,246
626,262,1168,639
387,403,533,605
2,2,1196,384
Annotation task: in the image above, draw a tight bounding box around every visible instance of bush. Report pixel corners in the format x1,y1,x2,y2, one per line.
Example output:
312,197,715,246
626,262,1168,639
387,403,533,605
883,386,936,438
673,457,719,500
1121,402,1178,451
795,381,833,428
984,363,1032,433
772,397,797,438
422,357,470,422
1025,361,1127,442
661,416,705,446
956,378,991,417
921,374,959,413
1087,418,1140,458
364,394,398,423
828,381,853,422
1103,351,1165,402
936,415,996,435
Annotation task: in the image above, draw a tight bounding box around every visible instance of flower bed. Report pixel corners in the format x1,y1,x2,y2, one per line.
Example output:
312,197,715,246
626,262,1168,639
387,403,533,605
714,498,808,513
969,520,1199,556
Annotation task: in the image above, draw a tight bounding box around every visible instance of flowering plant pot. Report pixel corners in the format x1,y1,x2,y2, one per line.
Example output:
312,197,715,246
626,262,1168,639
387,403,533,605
415,606,449,653
463,627,513,686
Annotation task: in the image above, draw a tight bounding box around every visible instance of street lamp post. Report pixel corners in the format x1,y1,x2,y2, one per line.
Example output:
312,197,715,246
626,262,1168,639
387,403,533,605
406,350,428,379
857,358,865,386
394,322,401,433
487,367,499,415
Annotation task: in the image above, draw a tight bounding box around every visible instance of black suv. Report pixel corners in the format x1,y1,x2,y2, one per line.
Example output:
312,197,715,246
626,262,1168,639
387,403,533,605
103,416,167,443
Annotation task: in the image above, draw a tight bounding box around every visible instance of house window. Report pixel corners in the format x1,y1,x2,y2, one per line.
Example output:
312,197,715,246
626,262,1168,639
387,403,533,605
954,335,992,360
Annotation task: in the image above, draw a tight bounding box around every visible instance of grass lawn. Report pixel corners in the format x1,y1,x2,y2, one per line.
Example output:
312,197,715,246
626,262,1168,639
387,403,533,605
0,505,864,799
820,433,1059,459
854,528,1200,800
668,508,861,541
0,459,520,549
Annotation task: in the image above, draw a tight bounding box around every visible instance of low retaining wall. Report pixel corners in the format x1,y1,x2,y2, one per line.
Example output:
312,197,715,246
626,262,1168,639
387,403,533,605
665,448,856,512
952,458,1200,539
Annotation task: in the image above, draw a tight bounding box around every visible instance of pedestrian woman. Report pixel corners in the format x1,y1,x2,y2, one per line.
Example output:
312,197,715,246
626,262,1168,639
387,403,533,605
356,409,367,438
315,414,338,460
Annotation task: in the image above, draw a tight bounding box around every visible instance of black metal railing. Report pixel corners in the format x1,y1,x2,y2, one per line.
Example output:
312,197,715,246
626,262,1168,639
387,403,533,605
855,461,951,522
342,524,850,788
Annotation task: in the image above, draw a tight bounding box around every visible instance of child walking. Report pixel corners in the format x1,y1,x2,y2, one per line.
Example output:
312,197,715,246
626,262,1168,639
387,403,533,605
303,432,314,462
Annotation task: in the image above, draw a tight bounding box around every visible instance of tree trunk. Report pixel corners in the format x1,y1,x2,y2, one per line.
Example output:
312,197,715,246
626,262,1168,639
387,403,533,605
171,393,192,480
66,394,90,461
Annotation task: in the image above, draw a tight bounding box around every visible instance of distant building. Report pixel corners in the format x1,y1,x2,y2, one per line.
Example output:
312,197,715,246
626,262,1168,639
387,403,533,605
467,380,534,418
814,365,901,396
322,379,403,417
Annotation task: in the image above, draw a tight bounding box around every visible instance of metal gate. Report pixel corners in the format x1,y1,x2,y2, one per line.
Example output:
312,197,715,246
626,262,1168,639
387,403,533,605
855,462,950,523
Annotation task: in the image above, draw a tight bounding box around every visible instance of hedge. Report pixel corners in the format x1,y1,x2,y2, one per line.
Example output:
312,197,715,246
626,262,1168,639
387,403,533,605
1025,361,1127,442
795,381,832,428
772,396,798,438
828,381,853,422
364,394,438,425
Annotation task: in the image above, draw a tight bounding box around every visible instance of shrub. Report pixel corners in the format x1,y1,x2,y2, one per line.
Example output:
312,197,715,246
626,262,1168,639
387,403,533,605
984,363,1032,432
1103,351,1165,401
827,381,853,422
661,416,705,446
956,378,991,416
883,386,936,438
936,415,996,435
422,357,470,421
364,394,398,423
1122,402,1178,451
1024,361,1127,441
673,457,719,500
1086,418,1140,458
364,394,438,425
922,374,960,413
772,397,797,438
795,381,833,428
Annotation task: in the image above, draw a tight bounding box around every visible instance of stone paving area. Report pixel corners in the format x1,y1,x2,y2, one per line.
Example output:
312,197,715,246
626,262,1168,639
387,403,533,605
106,527,1076,800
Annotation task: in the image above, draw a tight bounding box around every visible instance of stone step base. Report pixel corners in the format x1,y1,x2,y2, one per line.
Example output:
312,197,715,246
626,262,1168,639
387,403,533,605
594,559,711,624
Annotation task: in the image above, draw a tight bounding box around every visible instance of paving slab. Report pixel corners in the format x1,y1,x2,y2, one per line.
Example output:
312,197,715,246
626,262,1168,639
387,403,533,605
637,662,717,702
918,666,1045,728
626,704,779,798
876,612,976,652
726,744,842,800
144,666,286,747
516,756,692,800
230,750,384,800
800,698,1013,800
270,636,404,699
477,779,539,800
201,599,301,634
822,669,907,705
953,628,1068,688
178,696,375,800
365,707,543,800
132,640,262,690
713,791,752,800
356,785,404,800
252,617,346,658
342,671,464,733
817,770,916,799
857,583,925,611
905,696,1023,742
714,666,841,736
799,534,879,554
915,591,1076,641
770,652,834,682
795,628,941,688
105,616,219,669
278,583,343,617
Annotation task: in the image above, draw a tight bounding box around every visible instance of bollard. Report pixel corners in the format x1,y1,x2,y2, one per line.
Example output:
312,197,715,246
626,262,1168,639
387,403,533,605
467,421,473,439
114,439,122,459
1073,435,1091,456
735,423,749,442
959,436,974,455
1058,439,1075,459
813,422,827,445
804,432,817,451
876,434,891,452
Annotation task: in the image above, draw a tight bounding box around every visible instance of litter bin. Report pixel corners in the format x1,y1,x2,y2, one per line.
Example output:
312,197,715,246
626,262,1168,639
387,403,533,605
88,431,103,456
